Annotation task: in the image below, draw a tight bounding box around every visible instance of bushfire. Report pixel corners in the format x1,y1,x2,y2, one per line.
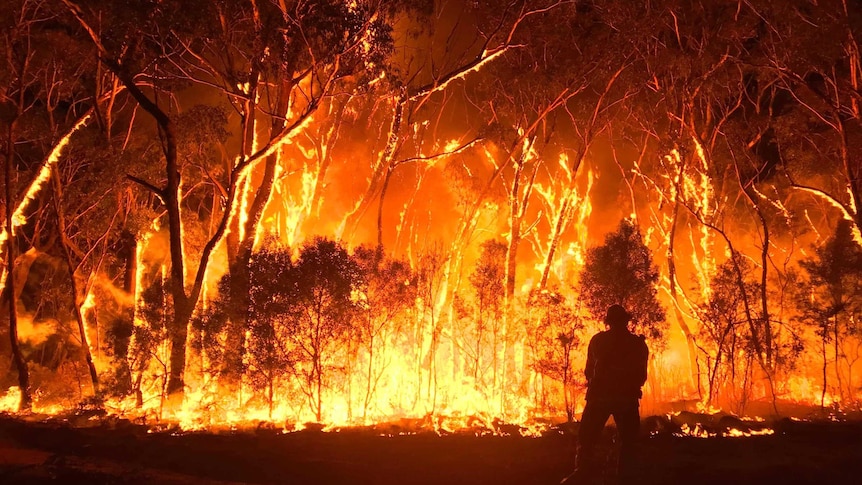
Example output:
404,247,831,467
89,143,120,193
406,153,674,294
2,0,862,443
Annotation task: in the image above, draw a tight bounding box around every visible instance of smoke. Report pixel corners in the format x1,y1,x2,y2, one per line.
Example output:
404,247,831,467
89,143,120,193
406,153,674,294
16,314,58,346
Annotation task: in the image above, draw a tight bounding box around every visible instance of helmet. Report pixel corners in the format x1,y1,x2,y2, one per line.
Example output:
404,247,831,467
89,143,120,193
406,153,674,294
604,304,631,327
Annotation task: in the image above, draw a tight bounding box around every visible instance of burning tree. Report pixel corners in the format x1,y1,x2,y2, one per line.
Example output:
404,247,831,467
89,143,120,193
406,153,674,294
287,237,363,422
133,272,174,414
796,220,862,408
59,0,409,402
695,256,769,414
0,0,122,410
352,246,417,422
460,240,505,385
242,242,295,418
527,287,583,421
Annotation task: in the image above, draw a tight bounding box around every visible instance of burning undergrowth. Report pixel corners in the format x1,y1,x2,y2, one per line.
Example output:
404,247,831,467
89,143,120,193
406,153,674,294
6,387,857,443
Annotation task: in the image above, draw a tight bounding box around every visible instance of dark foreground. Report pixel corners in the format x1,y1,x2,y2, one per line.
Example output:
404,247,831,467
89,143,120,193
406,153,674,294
0,415,860,484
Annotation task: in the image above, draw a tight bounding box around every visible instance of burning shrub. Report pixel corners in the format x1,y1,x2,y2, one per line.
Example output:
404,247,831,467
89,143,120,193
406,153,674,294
527,287,585,422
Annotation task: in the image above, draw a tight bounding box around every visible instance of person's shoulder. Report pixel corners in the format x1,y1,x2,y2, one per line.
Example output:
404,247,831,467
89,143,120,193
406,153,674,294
594,329,612,338
589,330,611,344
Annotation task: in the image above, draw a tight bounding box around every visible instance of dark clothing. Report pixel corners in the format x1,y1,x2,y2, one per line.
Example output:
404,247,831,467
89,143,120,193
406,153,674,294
576,399,641,482
584,328,648,401
575,327,648,483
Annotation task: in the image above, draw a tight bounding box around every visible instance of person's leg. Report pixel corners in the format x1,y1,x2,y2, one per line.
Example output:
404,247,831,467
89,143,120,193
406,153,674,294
574,400,611,480
611,400,641,483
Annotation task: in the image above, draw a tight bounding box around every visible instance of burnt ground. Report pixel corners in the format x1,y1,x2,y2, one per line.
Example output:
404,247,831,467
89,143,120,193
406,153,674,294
0,415,860,485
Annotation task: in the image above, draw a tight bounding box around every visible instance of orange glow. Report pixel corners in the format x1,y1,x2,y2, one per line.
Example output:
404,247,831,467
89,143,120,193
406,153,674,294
4,74,862,436
69,132,862,431
0,114,91,254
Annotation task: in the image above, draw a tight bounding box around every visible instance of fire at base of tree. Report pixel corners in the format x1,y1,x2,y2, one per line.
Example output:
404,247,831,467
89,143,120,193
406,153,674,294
1,0,862,445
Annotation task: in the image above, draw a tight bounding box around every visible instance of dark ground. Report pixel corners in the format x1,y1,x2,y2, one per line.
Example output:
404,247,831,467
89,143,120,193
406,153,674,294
0,414,860,484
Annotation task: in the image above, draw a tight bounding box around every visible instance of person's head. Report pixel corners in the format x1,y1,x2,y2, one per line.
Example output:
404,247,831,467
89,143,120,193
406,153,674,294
604,304,631,329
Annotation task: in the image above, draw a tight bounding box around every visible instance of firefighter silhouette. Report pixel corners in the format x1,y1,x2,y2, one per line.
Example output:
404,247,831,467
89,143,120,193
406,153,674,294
562,304,649,484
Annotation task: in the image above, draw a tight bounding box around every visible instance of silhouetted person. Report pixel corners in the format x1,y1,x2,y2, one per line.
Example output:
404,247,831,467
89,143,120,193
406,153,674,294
562,304,648,484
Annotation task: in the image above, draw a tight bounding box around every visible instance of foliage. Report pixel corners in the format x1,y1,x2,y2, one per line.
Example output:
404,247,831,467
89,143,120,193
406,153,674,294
526,287,583,419
580,220,666,341
695,256,765,411
797,220,862,332
244,242,296,410
796,220,862,404
460,239,506,380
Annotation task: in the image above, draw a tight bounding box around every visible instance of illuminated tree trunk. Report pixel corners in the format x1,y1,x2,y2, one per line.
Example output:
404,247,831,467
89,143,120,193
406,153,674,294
504,144,539,414
834,315,843,402
693,218,779,414
538,145,586,290
504,140,537,307
820,323,828,409
307,101,345,228
224,77,287,385
95,54,191,399
165,161,190,397
733,154,775,372
666,156,703,399
4,120,32,411
343,91,405,241
539,64,624,289
221,73,259,384
115,231,136,395
363,332,375,421
377,166,396,250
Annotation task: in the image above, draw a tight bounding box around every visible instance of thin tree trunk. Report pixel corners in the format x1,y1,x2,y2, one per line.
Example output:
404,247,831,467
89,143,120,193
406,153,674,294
344,92,406,241
821,327,828,410
538,145,585,290
114,232,136,395
834,315,843,401
5,120,32,411
364,333,374,421
224,77,288,384
666,155,702,398
52,169,100,396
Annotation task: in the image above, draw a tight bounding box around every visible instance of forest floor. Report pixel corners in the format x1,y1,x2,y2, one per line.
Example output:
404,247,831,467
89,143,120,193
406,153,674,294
0,413,860,485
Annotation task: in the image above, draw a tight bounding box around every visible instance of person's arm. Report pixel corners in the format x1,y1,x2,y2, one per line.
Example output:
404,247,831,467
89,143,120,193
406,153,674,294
584,336,598,384
637,336,649,387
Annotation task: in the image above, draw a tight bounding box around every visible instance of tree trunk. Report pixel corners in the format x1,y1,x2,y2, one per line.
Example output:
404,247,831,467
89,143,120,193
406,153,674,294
113,231,136,395
538,145,586,290
343,91,405,241
164,115,188,397
69,275,100,395
96,61,189,399
364,333,374,421
821,327,828,409
666,157,702,398
223,79,287,384
52,169,100,396
505,155,526,305
4,120,32,411
834,315,843,401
